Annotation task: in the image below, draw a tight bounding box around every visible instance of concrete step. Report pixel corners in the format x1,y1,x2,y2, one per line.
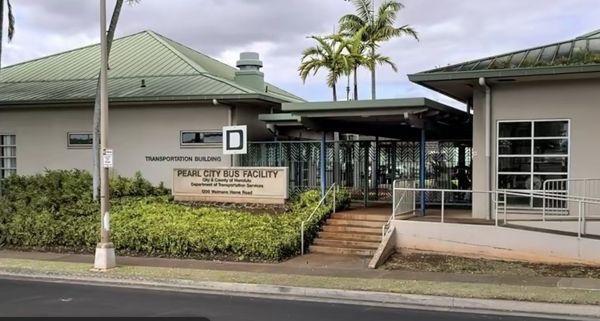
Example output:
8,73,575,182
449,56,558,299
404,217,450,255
331,212,389,222
326,219,384,228
308,245,376,257
313,238,380,249
318,231,382,242
322,225,381,235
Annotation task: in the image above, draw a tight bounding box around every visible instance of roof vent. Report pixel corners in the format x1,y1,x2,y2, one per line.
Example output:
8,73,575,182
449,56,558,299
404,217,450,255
234,52,265,91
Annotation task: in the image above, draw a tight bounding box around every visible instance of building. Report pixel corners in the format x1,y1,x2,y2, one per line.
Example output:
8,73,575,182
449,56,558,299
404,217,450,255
409,28,600,218
0,30,303,185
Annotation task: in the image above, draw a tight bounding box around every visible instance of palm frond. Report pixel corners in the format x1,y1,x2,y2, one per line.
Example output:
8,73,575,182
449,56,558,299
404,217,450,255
350,0,373,23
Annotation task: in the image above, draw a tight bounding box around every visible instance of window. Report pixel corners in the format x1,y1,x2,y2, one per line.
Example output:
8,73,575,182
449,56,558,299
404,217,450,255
497,120,569,208
180,130,222,147
67,132,93,148
1,135,16,179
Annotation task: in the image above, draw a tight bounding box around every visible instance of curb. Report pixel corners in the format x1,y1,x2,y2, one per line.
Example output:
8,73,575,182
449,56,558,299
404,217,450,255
0,270,599,320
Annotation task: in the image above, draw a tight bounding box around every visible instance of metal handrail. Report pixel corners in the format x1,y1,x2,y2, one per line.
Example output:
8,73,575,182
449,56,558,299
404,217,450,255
300,183,337,255
384,188,407,238
393,186,600,238
542,178,600,221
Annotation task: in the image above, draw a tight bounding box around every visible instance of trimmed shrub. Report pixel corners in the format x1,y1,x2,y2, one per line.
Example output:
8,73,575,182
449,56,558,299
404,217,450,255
0,170,350,261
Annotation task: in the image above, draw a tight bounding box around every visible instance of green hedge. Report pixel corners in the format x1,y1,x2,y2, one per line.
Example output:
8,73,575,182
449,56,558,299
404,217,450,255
0,170,349,261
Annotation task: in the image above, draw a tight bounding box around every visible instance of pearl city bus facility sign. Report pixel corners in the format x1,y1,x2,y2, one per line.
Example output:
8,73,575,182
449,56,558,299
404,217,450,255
172,167,288,204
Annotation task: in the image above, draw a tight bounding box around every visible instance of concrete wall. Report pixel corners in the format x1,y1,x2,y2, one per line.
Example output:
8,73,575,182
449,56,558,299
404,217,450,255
392,220,600,265
472,78,600,218
0,103,259,187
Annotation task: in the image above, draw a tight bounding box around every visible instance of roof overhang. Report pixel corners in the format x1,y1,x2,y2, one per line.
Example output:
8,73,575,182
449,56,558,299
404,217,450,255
0,93,289,109
260,98,471,140
409,65,600,102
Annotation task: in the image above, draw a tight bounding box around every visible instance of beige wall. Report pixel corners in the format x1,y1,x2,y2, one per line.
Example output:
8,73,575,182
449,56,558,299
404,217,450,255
392,220,600,265
0,102,272,187
472,78,600,218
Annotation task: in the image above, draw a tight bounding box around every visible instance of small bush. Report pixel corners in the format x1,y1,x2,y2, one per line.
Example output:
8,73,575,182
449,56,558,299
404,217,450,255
0,170,350,261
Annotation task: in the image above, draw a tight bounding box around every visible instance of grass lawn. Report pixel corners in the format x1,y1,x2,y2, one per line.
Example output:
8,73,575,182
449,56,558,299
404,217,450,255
383,252,600,279
1,258,600,305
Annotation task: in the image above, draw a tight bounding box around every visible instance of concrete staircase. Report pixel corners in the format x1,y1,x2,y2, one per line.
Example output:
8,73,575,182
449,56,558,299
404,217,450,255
309,208,389,257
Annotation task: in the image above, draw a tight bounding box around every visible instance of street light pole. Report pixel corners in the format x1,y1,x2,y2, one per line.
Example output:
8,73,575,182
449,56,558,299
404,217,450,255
94,0,116,270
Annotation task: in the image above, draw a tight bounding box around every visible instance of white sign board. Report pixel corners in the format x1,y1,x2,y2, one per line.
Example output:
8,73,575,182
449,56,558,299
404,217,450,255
172,167,288,204
223,125,247,155
102,149,114,168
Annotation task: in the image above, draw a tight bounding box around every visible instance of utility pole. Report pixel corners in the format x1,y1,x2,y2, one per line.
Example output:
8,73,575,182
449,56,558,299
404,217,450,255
94,0,116,270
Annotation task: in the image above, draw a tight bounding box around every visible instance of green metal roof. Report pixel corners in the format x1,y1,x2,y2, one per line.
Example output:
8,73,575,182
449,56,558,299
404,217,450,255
0,30,304,105
260,98,471,140
282,97,464,115
409,28,600,82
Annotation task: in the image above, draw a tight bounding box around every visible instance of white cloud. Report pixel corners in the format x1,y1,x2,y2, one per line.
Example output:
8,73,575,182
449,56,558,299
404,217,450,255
2,0,600,105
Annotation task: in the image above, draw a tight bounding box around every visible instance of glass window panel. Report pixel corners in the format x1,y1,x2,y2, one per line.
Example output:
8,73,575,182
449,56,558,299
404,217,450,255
181,131,223,145
68,133,93,146
459,62,478,71
499,140,531,155
539,45,558,61
507,195,531,207
555,42,573,60
498,157,531,172
533,175,568,190
522,49,542,65
589,39,600,53
498,174,530,189
534,139,568,155
472,59,493,70
534,157,568,173
499,122,531,137
573,40,588,52
534,121,568,137
510,52,527,67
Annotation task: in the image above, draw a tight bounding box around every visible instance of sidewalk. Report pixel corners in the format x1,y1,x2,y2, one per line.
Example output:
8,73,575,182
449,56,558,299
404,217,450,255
1,249,600,319
1,249,596,289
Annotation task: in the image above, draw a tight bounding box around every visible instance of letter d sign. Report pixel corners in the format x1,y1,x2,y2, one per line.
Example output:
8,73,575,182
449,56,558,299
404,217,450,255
223,125,247,155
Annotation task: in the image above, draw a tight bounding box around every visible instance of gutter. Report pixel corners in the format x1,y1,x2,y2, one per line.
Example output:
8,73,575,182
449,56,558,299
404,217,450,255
479,77,493,219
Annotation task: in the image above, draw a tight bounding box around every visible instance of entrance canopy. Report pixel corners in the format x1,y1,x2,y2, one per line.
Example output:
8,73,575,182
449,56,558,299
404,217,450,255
259,98,471,140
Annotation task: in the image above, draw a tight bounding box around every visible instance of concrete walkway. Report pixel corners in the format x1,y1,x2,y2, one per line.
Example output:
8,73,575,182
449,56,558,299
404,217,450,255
2,249,599,290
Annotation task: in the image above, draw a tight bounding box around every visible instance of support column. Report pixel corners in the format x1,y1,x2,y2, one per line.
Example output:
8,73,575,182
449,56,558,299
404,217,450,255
364,142,369,207
373,136,379,200
419,128,426,216
320,131,326,197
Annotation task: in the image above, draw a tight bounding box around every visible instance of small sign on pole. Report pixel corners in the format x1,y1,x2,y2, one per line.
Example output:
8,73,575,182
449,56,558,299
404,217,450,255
102,149,114,168
223,125,247,155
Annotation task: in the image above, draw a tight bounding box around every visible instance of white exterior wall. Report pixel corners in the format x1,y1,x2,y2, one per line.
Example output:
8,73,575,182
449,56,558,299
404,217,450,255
471,78,600,218
0,103,250,187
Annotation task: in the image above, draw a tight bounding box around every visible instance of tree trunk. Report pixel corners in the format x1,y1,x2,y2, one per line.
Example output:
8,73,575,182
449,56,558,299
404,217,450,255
370,44,376,100
346,74,350,101
353,66,358,100
0,0,4,71
92,0,124,200
332,83,337,102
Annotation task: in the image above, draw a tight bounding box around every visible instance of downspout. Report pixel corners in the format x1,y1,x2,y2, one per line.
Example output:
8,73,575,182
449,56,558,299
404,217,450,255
478,77,493,219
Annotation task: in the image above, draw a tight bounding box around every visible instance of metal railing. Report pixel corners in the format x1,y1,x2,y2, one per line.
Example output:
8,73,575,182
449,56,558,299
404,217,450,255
392,186,600,238
542,178,600,220
300,183,337,255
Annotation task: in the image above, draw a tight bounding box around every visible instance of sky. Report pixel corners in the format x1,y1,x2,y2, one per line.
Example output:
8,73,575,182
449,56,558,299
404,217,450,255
2,0,600,108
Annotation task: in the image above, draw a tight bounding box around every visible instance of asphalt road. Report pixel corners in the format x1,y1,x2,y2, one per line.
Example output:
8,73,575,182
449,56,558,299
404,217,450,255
0,277,556,320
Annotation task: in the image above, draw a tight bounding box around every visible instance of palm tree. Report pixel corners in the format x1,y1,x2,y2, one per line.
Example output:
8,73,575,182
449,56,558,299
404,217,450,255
0,0,15,71
332,27,368,100
339,0,418,99
92,0,139,200
299,35,349,101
